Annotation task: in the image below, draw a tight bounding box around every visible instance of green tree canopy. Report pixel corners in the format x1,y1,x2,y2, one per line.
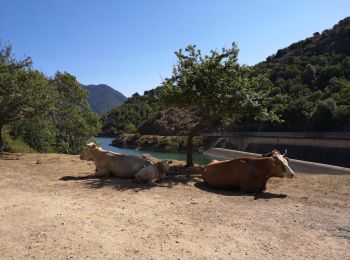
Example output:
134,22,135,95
10,72,101,154
1,43,101,153
0,43,54,151
162,43,274,166
51,72,101,154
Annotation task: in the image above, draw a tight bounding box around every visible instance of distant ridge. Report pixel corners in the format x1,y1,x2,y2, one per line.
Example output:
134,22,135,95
83,84,127,116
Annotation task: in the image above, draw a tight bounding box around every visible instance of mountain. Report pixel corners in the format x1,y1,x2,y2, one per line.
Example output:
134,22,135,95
101,17,350,135
83,84,127,116
250,16,350,131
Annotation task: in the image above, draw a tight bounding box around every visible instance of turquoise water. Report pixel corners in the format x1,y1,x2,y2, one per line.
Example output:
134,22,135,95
95,137,211,165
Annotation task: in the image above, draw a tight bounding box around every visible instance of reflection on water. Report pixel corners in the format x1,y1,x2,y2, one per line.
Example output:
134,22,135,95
95,137,211,165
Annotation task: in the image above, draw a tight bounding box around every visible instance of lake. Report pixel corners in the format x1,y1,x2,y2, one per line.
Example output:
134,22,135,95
95,137,211,165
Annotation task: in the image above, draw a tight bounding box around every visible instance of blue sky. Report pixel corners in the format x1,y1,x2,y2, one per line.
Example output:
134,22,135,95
1,0,349,97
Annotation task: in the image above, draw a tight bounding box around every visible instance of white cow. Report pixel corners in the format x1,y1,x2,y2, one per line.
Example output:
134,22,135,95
80,143,152,177
135,160,170,183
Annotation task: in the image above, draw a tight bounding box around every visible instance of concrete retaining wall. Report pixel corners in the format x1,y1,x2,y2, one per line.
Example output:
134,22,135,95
202,131,350,139
203,148,350,175
203,133,350,167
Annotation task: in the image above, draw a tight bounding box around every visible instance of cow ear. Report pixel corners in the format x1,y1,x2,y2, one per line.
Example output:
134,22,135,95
272,149,280,155
87,142,97,149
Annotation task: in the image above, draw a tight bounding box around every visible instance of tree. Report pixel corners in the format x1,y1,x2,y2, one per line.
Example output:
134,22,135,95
0,42,101,153
302,64,317,86
162,43,274,167
312,98,337,130
50,72,101,154
9,117,57,152
0,43,54,151
8,72,101,153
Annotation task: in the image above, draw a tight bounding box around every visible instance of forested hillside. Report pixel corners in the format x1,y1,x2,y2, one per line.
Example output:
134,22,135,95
83,84,126,116
250,16,350,131
101,87,164,135
102,17,350,135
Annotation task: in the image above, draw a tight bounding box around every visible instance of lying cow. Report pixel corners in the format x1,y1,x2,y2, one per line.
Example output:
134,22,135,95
202,150,295,192
80,143,152,177
135,160,170,183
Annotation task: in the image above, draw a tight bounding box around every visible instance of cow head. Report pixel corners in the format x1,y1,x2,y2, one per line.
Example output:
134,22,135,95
80,142,97,161
157,160,170,173
270,150,295,178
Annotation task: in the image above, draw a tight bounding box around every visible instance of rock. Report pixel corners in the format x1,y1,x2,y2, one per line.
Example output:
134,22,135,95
35,159,42,164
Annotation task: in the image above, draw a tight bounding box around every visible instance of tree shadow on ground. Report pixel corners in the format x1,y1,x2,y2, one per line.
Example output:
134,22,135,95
194,181,287,200
59,173,203,192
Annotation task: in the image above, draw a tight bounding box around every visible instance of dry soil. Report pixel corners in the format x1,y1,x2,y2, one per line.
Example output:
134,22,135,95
0,153,349,259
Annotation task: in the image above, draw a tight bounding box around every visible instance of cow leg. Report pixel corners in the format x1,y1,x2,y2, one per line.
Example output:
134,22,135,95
239,175,253,192
135,174,144,183
135,171,147,183
147,177,157,184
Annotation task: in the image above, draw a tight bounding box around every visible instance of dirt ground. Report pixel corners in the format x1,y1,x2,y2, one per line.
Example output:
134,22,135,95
0,153,349,259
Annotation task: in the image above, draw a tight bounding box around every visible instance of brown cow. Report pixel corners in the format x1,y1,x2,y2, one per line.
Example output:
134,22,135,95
202,150,295,192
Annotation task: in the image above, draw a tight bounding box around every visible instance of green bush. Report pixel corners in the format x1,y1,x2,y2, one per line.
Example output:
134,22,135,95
158,138,179,152
124,123,138,134
3,128,36,153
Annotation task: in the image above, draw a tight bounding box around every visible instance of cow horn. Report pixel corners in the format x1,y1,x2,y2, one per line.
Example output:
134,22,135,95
282,149,287,157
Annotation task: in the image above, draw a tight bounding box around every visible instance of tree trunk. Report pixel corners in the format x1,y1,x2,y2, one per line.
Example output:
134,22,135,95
186,134,194,167
0,124,4,152
184,116,216,168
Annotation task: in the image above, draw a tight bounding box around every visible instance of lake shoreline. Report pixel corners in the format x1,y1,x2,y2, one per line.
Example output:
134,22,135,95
96,136,211,165
110,133,204,153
